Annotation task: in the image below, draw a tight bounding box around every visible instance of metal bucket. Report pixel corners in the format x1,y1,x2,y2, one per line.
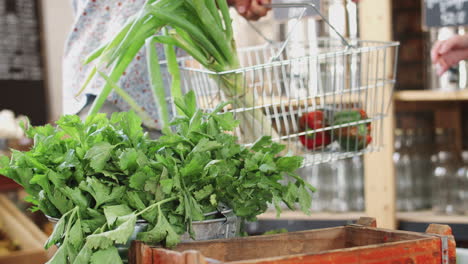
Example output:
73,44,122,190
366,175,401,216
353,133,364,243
47,208,240,262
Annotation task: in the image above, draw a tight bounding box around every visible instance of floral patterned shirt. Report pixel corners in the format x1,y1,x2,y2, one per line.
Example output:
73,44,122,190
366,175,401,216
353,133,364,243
64,0,169,129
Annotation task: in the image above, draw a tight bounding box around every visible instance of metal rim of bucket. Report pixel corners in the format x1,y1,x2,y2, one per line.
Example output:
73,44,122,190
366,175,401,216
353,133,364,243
45,209,234,224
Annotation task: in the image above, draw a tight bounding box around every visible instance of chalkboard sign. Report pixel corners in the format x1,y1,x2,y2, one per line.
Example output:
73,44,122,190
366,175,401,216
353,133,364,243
0,0,43,80
273,0,321,20
424,0,468,28
0,0,47,125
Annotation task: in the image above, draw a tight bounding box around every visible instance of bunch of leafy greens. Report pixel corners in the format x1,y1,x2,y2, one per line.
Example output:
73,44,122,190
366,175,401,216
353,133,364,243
81,0,280,144
0,92,314,264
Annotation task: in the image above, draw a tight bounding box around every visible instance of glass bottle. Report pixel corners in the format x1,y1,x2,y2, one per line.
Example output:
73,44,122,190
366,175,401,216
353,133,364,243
432,150,458,215
330,158,349,212
393,129,408,211
407,129,423,210
457,151,468,214
347,156,364,211
317,161,334,212
418,128,435,209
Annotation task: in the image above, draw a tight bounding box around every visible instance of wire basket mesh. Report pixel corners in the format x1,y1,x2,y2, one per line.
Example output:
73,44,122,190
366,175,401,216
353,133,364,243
169,37,399,166
160,3,399,167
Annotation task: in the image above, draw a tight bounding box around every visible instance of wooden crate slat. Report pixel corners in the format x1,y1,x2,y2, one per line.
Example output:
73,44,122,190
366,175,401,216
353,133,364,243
129,219,456,264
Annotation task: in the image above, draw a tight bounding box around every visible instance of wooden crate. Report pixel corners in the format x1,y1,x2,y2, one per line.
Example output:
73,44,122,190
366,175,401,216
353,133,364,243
129,217,457,264
0,195,49,264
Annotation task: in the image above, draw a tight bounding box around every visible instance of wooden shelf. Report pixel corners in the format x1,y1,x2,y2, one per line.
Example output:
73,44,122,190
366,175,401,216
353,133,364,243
394,90,468,102
397,211,468,225
257,210,468,225
258,210,366,221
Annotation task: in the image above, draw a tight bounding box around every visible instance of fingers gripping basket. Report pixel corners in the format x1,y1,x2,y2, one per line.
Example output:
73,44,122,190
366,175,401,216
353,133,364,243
167,3,399,166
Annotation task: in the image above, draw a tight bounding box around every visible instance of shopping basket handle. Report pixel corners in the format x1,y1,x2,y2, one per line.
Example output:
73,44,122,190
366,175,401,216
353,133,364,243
248,2,353,62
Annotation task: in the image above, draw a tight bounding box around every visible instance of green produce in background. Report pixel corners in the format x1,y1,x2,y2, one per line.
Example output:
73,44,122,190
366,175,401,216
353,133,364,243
332,109,372,151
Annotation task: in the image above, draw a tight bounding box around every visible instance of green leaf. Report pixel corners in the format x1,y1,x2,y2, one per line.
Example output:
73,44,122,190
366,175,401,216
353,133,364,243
283,183,298,209
259,162,277,173
69,218,84,249
137,206,180,247
194,185,213,201
212,112,239,131
191,138,222,153
30,173,52,196
79,178,126,208
174,91,197,118
57,149,81,171
118,148,138,173
44,209,73,249
272,195,283,218
251,136,272,151
90,246,123,264
82,217,107,234
67,240,79,264
48,189,74,215
144,178,160,196
0,155,10,170
60,187,89,210
126,192,157,223
47,170,68,188
209,194,217,206
101,170,120,182
180,153,206,177
104,204,133,226
276,156,304,172
129,171,152,190
110,111,144,145
86,213,136,250
73,242,93,264
45,240,68,264
84,142,115,172
298,185,312,215
160,179,173,194
188,110,203,133
126,191,146,210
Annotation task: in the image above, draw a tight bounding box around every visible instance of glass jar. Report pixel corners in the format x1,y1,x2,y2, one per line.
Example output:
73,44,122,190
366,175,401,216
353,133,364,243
394,129,413,211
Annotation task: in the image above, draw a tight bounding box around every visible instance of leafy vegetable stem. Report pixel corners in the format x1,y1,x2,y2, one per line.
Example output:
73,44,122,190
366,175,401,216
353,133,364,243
97,71,157,128
135,197,177,217
64,207,78,241
146,36,171,132
162,28,183,116
88,39,144,115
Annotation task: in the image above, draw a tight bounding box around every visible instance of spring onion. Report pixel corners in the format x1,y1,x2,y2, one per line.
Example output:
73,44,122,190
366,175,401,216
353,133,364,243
83,0,279,144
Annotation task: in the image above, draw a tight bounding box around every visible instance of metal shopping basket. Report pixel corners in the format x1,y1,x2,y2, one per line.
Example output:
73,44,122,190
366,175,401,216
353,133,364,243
167,3,399,167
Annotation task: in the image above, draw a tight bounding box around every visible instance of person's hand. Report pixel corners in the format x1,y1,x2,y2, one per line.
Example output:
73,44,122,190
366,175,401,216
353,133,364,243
228,0,272,21
431,35,468,76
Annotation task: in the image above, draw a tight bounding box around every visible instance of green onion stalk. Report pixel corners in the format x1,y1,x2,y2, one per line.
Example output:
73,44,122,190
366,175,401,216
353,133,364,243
82,0,279,144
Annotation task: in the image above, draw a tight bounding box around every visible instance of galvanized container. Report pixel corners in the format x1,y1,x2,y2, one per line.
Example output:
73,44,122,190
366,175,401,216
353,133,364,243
47,207,240,262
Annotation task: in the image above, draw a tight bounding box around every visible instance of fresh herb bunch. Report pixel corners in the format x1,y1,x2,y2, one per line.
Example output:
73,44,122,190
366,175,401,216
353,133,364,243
81,0,279,143
0,92,314,264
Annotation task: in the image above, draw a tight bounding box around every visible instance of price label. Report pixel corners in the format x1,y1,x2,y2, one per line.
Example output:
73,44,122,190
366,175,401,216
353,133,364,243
424,0,468,28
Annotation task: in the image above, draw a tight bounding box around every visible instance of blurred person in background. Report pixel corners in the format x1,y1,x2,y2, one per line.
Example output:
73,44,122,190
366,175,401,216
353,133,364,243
63,0,271,133
432,34,468,76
